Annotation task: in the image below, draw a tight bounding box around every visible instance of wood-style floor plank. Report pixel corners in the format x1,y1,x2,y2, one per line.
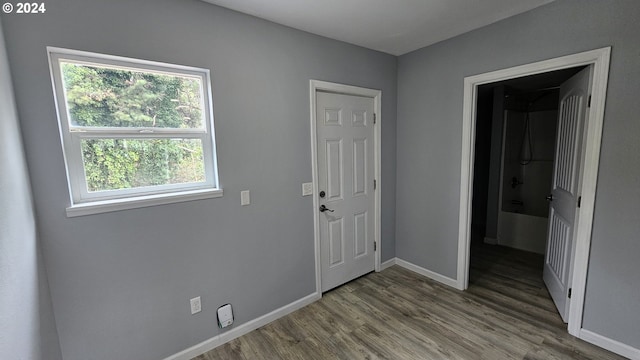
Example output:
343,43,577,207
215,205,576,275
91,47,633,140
193,244,625,359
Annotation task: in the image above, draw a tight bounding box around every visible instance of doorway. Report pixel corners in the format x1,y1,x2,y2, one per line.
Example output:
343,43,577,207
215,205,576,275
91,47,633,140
471,65,587,323
457,48,611,337
309,80,382,294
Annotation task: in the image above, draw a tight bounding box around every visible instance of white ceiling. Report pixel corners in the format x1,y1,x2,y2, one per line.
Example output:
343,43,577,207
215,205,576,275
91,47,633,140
201,0,555,56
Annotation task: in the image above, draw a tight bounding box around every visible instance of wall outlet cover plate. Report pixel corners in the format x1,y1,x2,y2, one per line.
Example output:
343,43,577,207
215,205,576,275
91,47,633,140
190,296,202,315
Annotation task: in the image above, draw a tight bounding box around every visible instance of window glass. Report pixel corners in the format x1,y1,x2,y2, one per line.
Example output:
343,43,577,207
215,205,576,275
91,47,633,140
61,62,204,129
80,138,205,192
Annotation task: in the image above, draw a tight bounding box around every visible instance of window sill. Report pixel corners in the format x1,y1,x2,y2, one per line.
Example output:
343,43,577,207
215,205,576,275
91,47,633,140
66,188,223,217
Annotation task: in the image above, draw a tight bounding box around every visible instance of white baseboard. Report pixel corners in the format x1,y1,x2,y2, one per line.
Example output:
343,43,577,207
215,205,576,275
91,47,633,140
380,257,397,270
483,236,497,245
164,292,321,360
395,258,459,289
580,329,640,360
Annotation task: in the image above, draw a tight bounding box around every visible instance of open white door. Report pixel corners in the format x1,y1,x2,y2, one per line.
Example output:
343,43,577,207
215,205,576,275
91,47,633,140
316,91,375,292
543,66,592,322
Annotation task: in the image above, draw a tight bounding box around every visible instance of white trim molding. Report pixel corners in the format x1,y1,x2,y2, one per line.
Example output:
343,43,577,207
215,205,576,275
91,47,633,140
457,48,611,336
396,258,458,289
309,80,383,295
580,329,640,360
380,257,397,271
66,188,223,217
164,292,320,360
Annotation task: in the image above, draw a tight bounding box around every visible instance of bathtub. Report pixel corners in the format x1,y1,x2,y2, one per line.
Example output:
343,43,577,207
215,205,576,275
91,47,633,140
497,211,548,254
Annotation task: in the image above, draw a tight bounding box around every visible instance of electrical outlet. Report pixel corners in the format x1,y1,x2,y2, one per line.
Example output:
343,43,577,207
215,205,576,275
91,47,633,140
302,182,313,196
190,296,201,315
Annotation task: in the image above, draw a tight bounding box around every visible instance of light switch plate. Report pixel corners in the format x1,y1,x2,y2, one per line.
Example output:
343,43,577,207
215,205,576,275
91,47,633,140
241,190,250,206
302,182,313,196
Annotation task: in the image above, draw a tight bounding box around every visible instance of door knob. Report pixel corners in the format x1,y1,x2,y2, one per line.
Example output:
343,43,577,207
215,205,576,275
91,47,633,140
319,204,334,213
546,194,554,201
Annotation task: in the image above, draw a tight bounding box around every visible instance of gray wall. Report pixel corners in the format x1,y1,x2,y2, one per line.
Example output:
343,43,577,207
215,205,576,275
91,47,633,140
396,0,640,349
0,18,62,360
0,0,397,359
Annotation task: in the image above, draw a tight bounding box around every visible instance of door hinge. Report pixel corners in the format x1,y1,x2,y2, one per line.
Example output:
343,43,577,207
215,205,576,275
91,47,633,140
374,241,377,251
374,179,377,190
577,196,582,208
373,113,376,124
568,288,572,298
588,95,592,107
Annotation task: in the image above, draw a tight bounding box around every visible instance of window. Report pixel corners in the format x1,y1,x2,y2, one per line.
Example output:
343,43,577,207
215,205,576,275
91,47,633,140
48,48,221,216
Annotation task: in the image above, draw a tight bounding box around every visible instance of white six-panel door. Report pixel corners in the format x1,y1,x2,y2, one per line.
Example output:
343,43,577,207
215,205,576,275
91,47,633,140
544,66,592,322
316,91,375,292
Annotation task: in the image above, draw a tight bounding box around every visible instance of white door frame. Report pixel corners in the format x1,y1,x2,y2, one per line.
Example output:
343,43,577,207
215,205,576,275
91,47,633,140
456,47,611,336
310,80,382,294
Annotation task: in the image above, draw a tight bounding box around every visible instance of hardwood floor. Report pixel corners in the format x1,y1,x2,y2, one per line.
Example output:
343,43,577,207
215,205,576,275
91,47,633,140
193,244,625,359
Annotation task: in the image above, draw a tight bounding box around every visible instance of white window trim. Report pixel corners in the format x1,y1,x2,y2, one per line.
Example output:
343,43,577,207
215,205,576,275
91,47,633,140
47,47,222,217
65,188,223,217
